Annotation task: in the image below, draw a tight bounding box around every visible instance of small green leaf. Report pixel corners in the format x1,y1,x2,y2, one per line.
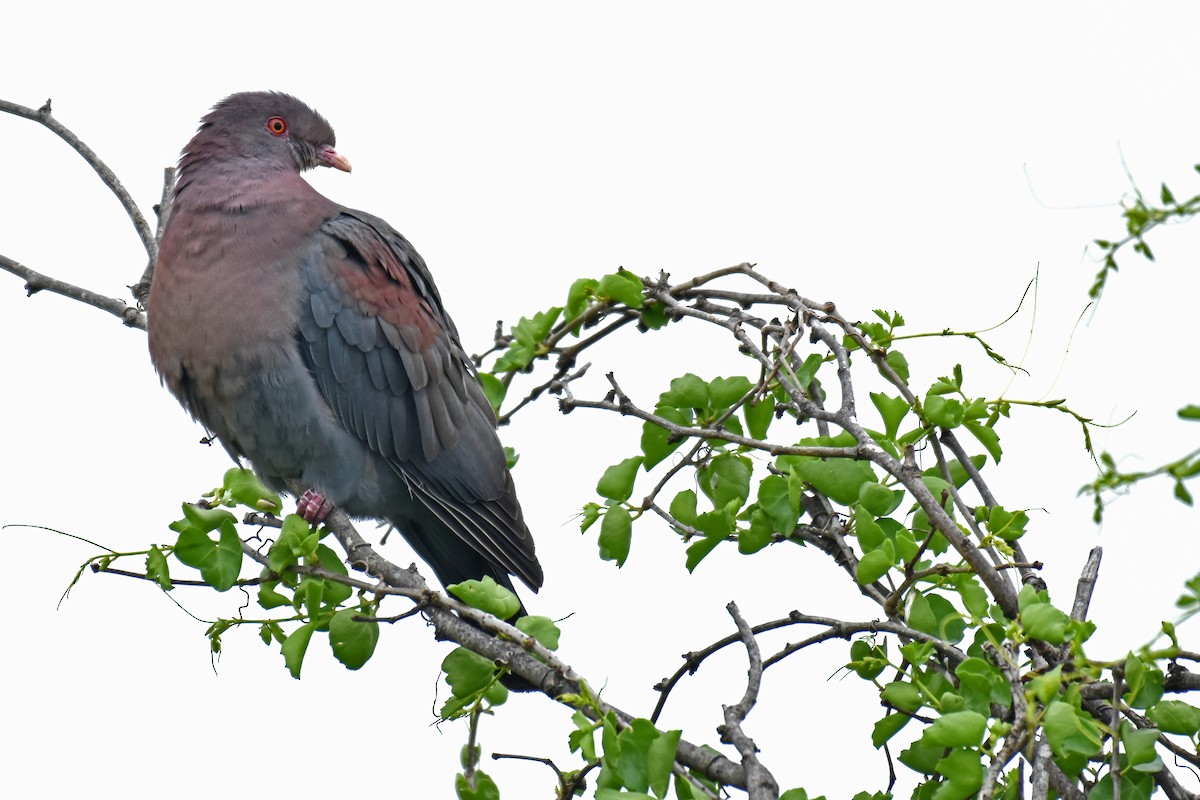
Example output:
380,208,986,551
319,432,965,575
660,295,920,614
963,420,1002,463
597,456,644,502
882,681,925,713
685,509,731,571
1179,404,1200,420
1020,601,1070,644
223,467,282,513
886,350,910,383
660,374,709,410
793,459,875,506
596,269,645,308
516,615,561,650
455,770,501,800
923,711,987,747
758,474,797,534
1147,700,1200,735
744,398,774,440
932,747,984,799
872,714,911,748
709,376,753,409
566,277,600,319
145,545,172,591
857,547,894,585
739,510,773,555
925,394,965,428
448,576,522,619
641,407,691,469
669,489,698,527
329,608,379,670
870,392,910,440
700,454,752,511
442,646,499,699
598,505,633,567
478,373,506,415
1044,700,1104,760
281,621,316,679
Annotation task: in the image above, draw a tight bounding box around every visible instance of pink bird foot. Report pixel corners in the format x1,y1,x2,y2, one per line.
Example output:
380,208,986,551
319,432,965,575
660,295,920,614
297,489,334,525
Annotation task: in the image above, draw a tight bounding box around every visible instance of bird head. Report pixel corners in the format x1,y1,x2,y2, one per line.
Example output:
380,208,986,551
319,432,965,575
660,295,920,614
182,91,352,175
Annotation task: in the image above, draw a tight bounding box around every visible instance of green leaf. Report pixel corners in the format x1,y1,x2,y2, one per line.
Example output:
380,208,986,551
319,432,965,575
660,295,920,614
442,647,499,699
686,509,731,571
455,770,501,800
870,392,910,440
924,394,965,428
739,510,773,555
882,681,925,713
872,713,911,748
640,300,670,330
493,341,535,372
757,474,797,534
923,711,986,747
857,547,894,585
1020,600,1070,644
145,545,172,591
599,505,633,567
596,791,655,800
641,406,691,469
908,592,966,643
700,454,752,511
329,608,379,670
1122,720,1165,773
257,580,291,610
886,350,910,383
511,306,563,345
448,575,522,619
744,398,774,440
963,420,1002,463
174,515,243,592
516,615,561,650
281,622,316,679
646,728,682,799
932,748,983,800
1123,653,1165,709
1146,700,1200,735
660,374,709,410
222,468,282,513
1044,700,1104,759
602,269,646,308
477,373,506,415
709,376,753,409
669,489,697,527
858,482,902,516
792,459,875,506
566,277,600,319
1179,404,1200,420
598,456,645,502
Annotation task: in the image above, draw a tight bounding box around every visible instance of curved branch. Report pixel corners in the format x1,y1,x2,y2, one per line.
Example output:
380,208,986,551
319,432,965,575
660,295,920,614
0,253,145,328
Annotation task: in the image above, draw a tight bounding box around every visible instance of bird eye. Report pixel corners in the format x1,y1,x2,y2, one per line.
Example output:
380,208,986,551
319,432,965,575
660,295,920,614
266,116,287,136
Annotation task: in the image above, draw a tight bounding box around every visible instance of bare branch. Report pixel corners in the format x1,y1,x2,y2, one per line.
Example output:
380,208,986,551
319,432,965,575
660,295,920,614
717,602,778,800
0,253,145,328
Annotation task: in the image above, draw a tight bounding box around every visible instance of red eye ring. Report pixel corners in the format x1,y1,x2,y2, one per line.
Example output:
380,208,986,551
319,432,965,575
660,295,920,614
266,116,287,136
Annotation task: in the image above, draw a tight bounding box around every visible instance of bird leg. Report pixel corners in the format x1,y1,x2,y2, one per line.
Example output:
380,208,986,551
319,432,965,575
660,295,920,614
296,488,334,525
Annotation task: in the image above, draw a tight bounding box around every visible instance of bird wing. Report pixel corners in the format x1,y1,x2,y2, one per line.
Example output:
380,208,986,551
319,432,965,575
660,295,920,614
296,209,542,591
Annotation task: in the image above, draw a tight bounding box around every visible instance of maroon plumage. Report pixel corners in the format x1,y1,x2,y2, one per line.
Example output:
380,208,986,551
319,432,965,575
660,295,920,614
148,92,542,594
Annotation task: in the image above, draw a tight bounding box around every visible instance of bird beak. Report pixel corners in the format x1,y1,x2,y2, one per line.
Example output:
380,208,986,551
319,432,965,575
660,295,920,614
317,145,352,173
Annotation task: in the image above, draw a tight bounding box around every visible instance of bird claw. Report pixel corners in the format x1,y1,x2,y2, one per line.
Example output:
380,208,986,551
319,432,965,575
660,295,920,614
297,489,334,525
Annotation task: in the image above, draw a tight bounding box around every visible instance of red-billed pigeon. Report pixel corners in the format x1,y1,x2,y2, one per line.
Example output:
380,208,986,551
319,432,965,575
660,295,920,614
148,92,542,599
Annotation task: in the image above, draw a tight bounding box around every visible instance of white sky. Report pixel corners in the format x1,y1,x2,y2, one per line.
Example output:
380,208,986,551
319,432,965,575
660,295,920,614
3,3,1200,798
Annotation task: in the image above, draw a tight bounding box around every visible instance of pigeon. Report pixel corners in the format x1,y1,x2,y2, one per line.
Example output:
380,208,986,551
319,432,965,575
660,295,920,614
147,91,542,600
